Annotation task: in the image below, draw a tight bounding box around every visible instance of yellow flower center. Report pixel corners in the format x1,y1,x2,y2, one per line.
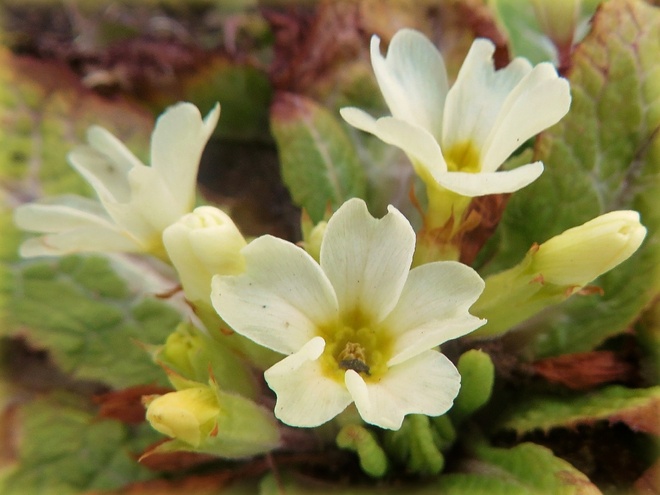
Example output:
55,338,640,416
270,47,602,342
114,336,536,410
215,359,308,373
319,322,393,382
444,141,481,173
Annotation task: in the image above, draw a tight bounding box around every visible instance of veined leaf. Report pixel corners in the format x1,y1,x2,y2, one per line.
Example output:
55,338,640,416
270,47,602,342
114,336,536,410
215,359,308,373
3,254,180,389
497,385,660,436
435,442,601,495
0,393,158,495
271,92,366,222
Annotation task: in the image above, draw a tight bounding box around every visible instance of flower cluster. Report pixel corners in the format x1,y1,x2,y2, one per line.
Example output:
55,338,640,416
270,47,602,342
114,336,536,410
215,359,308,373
11,27,647,461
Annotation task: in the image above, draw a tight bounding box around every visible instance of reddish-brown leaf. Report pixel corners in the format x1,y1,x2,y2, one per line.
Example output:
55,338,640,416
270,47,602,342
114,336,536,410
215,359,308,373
533,351,637,390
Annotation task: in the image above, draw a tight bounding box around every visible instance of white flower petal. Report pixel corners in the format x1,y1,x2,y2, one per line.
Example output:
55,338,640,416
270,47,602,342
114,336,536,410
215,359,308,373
212,235,338,355
340,110,447,178
434,162,544,197
18,226,142,257
86,125,144,176
383,261,486,366
68,145,135,205
320,198,414,323
150,102,220,211
345,351,460,430
127,165,184,233
481,64,571,172
371,29,448,138
67,148,159,243
339,107,378,134
442,39,532,157
369,117,448,179
14,195,112,233
265,337,353,427
14,197,144,256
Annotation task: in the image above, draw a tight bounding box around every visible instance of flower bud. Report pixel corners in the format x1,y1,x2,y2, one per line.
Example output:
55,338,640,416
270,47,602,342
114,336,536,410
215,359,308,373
470,210,646,339
531,0,581,48
532,211,647,287
144,380,281,458
145,386,219,447
163,206,246,305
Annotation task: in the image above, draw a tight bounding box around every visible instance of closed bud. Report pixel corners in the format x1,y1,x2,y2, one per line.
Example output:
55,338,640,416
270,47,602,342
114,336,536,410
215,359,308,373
144,380,281,459
163,206,246,305
533,210,647,287
145,386,219,447
470,211,646,338
531,0,581,48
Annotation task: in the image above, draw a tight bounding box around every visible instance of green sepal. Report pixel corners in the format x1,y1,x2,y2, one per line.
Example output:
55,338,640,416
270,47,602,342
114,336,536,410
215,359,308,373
383,415,445,476
153,321,258,399
336,424,388,478
450,350,495,425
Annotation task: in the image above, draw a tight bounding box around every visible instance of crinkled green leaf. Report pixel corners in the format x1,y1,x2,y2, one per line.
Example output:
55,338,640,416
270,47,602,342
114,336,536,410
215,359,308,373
3,254,180,388
271,93,367,222
497,385,660,436
435,442,601,495
0,393,158,495
480,0,660,357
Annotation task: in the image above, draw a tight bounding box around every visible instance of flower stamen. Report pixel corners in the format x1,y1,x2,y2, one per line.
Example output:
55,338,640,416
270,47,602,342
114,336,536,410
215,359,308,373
338,342,371,376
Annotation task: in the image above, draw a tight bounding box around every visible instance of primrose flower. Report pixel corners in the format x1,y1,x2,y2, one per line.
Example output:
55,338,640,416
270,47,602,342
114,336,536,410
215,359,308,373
14,102,220,258
340,29,571,197
212,198,485,430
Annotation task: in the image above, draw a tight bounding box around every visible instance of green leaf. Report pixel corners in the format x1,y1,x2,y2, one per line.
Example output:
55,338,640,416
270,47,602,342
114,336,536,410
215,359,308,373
0,393,157,495
3,254,181,388
481,0,660,357
270,93,367,222
497,385,660,436
435,442,601,495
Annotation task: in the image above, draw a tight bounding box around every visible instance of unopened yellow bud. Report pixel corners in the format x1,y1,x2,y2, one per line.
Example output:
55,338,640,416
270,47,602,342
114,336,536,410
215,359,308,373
533,211,647,287
145,387,220,447
145,381,282,458
163,206,246,305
